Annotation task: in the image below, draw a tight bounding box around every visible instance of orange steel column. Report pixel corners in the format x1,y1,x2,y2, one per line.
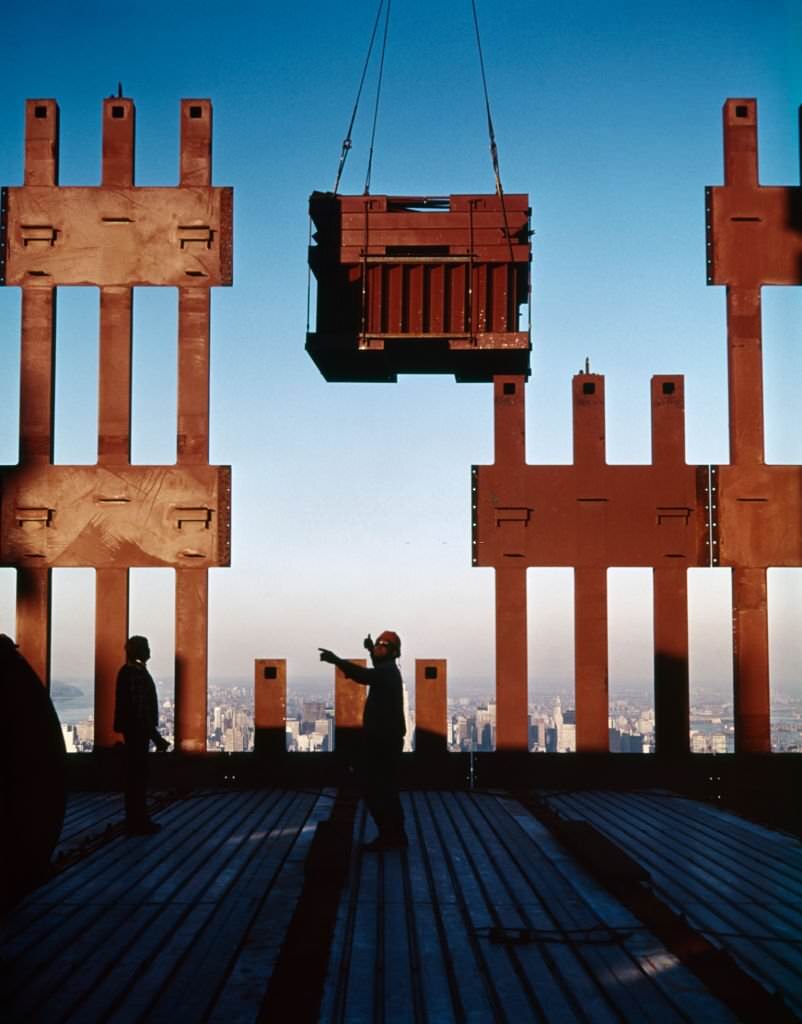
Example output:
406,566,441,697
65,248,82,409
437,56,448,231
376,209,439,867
727,287,770,752
573,374,608,751
174,101,213,753
718,102,770,752
574,567,608,751
414,659,447,755
334,659,367,763
254,659,287,755
94,98,135,749
493,375,529,751
16,100,59,688
651,376,690,755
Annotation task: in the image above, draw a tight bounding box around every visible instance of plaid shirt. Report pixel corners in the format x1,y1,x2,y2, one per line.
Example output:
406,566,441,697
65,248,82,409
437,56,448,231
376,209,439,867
113,662,159,739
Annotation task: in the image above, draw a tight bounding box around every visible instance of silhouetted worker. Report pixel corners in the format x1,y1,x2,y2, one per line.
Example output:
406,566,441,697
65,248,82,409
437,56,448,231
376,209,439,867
114,635,169,836
0,634,66,913
319,630,408,851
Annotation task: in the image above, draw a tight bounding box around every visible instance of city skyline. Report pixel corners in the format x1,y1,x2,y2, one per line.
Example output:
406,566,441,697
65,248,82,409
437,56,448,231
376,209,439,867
1,2,801,720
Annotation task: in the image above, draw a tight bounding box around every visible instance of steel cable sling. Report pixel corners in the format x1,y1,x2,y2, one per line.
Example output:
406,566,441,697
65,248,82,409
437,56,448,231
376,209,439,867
470,0,516,263
333,0,392,196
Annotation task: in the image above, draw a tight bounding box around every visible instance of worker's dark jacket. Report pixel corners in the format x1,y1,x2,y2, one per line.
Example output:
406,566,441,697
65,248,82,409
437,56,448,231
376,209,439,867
114,663,160,741
338,659,406,739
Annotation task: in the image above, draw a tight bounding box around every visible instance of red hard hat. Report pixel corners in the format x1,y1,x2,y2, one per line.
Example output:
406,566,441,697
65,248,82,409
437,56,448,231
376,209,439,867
376,630,401,654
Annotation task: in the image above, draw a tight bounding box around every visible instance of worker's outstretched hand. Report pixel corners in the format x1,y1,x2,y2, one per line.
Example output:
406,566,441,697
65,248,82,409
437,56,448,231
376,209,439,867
363,633,374,653
319,648,336,664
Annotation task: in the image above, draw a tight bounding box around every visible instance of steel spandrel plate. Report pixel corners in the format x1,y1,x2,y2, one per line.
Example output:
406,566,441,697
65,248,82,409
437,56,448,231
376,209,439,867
3,186,233,286
472,464,707,567
0,464,231,568
706,185,802,286
716,465,802,568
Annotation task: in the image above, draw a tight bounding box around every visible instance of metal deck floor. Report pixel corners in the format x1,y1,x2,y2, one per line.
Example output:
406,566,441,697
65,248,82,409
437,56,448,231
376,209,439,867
540,789,802,1019
2,788,798,1022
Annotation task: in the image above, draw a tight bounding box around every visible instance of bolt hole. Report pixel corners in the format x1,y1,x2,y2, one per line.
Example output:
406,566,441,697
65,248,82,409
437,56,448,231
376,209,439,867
424,666,438,680
735,104,749,118
503,382,516,395
190,105,203,119
34,105,48,119
582,382,596,395
662,381,676,395
264,666,278,680
111,105,125,119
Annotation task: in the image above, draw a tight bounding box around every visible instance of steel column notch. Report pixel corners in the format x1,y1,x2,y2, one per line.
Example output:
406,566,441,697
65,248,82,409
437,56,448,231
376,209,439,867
474,374,706,753
706,98,802,752
0,96,233,752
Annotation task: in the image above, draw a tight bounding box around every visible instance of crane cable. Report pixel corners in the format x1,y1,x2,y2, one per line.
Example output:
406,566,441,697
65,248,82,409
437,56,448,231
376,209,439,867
363,0,392,195
332,0,514,254
470,0,516,263
471,0,503,197
333,0,390,195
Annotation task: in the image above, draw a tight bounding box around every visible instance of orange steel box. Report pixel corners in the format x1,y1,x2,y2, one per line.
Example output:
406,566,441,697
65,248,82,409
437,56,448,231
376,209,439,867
306,192,531,382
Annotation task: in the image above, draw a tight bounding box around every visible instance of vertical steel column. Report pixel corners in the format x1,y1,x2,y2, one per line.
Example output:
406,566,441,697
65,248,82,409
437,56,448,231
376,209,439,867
732,567,770,752
653,568,689,754
94,98,135,748
574,567,609,751
254,659,287,756
722,106,770,752
727,286,770,752
573,375,608,751
651,376,690,755
493,375,528,751
414,659,447,755
334,660,367,764
175,569,208,753
16,100,59,687
174,100,213,753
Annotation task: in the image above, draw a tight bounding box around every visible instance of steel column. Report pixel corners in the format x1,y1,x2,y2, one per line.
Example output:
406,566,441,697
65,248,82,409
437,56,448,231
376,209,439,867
16,286,56,686
414,659,448,755
174,284,211,752
334,660,367,732
94,96,134,743
651,376,690,755
492,375,528,750
334,659,367,765
254,659,287,756
95,282,133,746
732,567,771,752
727,288,764,466
574,566,609,752
94,569,128,748
175,568,208,752
495,566,528,750
653,567,690,755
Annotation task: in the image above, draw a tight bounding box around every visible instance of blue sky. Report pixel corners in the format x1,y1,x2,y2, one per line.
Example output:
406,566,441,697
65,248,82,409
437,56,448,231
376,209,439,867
0,0,800,705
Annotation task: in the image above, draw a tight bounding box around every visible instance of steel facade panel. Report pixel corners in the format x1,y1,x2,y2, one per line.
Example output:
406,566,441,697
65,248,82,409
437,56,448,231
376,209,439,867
0,464,231,568
3,185,233,286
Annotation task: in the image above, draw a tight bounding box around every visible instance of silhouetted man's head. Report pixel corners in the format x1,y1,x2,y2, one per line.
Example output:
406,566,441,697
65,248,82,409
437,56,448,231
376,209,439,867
372,630,401,662
125,635,150,663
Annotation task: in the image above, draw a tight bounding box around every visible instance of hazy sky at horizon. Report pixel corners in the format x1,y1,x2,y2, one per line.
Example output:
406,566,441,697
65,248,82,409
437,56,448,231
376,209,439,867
0,1,801,712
